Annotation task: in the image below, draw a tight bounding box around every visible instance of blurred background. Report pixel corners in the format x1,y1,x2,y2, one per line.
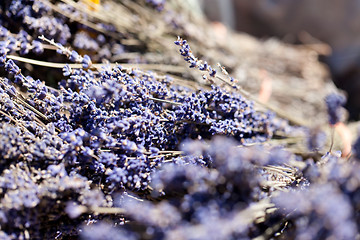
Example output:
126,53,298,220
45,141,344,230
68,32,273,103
198,0,360,120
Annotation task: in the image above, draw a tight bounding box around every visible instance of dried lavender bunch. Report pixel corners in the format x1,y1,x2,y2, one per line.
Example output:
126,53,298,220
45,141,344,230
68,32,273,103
79,136,298,239
4,0,70,45
0,163,108,239
0,1,359,239
0,31,294,238
273,153,360,240
22,35,283,192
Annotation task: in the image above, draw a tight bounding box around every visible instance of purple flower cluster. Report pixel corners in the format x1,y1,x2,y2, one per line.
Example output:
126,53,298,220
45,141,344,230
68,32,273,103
0,1,360,239
103,136,302,239
7,0,70,45
0,163,108,239
1,11,286,196
0,31,44,66
174,36,217,77
274,155,360,239
0,25,292,237
325,93,346,125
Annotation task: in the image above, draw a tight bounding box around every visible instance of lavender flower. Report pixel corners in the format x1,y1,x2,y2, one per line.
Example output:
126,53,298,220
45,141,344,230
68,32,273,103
62,64,72,77
4,60,20,75
174,36,216,77
69,50,80,62
325,93,346,125
82,55,92,68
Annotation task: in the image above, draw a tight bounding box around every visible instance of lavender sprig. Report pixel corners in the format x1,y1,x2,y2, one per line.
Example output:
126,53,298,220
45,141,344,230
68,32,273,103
325,93,346,125
174,36,217,77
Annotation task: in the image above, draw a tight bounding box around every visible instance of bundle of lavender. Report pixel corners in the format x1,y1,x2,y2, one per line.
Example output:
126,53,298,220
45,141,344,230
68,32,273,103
0,0,358,239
